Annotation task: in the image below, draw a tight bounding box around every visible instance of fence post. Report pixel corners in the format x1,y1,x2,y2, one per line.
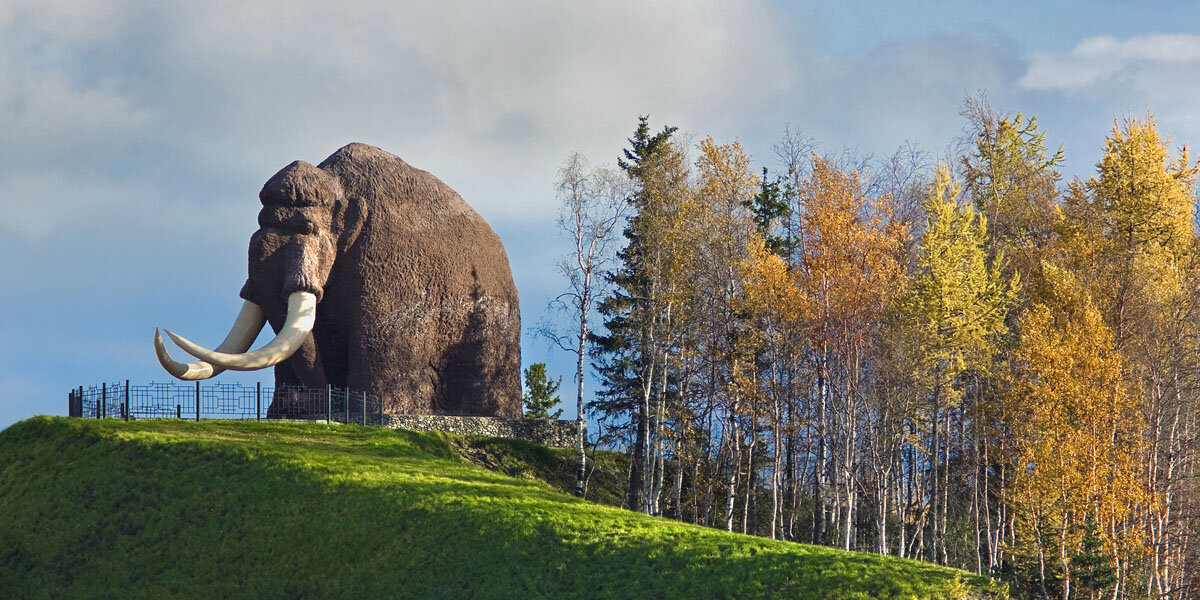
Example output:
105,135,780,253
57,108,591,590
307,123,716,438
326,384,332,424
195,381,201,422
176,404,181,419
344,389,349,424
123,379,130,421
101,383,107,419
256,382,261,422
361,391,367,426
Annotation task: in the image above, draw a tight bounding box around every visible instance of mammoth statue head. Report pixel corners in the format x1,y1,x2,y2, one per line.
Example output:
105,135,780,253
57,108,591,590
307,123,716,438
154,161,347,378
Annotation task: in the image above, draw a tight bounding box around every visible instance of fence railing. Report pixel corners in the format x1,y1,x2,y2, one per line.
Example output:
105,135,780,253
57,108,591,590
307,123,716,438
67,381,386,425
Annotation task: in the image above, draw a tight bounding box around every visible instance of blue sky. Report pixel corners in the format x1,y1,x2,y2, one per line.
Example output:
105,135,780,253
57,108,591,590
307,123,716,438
2,1,1198,428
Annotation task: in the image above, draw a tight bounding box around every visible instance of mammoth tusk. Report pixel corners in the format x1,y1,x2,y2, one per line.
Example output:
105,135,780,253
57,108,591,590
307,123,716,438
166,291,317,371
155,300,267,380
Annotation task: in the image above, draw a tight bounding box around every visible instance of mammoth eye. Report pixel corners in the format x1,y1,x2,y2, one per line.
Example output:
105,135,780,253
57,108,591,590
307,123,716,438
259,206,321,234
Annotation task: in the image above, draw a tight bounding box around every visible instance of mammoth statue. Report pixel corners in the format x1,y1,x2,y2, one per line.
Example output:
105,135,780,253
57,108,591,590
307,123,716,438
154,143,522,418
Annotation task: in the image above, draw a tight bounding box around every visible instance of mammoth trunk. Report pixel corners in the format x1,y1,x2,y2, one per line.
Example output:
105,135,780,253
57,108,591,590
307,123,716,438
243,231,333,313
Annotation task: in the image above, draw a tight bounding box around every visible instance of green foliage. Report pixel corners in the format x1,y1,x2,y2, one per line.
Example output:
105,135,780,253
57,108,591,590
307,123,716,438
0,417,1002,600
900,165,1018,407
617,115,678,177
961,100,1062,261
590,115,682,507
746,166,792,257
1071,516,1117,600
523,363,563,419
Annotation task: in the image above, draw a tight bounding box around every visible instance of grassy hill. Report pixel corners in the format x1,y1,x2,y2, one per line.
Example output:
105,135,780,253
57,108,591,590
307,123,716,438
0,417,1005,599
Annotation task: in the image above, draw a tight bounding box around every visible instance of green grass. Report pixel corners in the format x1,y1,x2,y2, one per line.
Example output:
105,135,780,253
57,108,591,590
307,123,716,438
445,435,630,507
0,417,1005,599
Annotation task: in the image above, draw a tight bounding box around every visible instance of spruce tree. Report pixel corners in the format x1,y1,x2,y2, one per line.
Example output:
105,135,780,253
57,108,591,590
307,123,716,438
522,363,563,419
1071,515,1117,600
590,115,676,512
746,167,792,257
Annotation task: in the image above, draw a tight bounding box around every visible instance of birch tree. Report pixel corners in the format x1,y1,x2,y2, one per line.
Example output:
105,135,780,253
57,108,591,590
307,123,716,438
547,152,631,497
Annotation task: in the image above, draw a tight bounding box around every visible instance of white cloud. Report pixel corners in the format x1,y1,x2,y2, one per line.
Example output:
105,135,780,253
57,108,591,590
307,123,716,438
0,57,151,168
0,0,793,234
1017,33,1200,158
1021,33,1200,92
1,170,139,239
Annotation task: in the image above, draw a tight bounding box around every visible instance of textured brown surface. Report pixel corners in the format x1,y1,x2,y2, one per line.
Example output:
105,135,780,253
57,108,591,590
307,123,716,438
239,143,521,418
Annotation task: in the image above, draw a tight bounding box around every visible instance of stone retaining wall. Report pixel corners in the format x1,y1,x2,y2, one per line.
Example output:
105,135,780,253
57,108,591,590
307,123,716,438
381,415,579,448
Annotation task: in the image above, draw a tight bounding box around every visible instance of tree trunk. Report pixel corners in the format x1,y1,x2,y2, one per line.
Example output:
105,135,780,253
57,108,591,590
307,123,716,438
724,411,740,532
574,311,589,498
814,364,828,545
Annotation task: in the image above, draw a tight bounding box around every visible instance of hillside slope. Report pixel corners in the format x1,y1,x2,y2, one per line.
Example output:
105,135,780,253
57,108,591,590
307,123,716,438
0,418,1003,599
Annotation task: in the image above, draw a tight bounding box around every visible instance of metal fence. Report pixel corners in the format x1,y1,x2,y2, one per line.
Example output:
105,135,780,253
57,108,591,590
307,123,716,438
67,381,386,425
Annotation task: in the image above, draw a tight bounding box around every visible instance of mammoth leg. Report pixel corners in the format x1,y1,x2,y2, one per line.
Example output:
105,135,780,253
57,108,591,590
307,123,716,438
265,362,303,420
266,329,327,419
439,296,521,418
345,332,415,417
343,314,431,417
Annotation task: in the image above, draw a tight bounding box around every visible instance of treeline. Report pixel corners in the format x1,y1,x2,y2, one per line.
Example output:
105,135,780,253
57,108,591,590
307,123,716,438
546,99,1199,599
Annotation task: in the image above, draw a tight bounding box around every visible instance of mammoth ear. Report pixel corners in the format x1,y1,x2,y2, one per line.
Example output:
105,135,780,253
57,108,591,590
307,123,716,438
332,196,367,251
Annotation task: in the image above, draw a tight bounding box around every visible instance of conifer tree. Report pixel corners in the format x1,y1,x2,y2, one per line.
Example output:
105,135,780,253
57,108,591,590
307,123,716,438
959,99,1064,577
899,165,1017,564
960,97,1062,286
747,167,791,257
522,363,563,419
1072,515,1118,600
1054,116,1200,594
1084,116,1198,596
590,115,679,513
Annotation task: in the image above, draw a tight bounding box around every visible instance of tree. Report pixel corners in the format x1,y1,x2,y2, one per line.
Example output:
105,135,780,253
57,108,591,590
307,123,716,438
960,95,1062,288
545,152,631,497
1010,262,1142,600
522,363,563,419
1053,115,1200,596
1072,515,1118,600
899,165,1017,564
548,108,1200,598
1063,115,1200,597
958,98,1063,577
747,167,792,257
591,115,681,513
691,136,760,531
790,156,908,549
739,232,806,539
